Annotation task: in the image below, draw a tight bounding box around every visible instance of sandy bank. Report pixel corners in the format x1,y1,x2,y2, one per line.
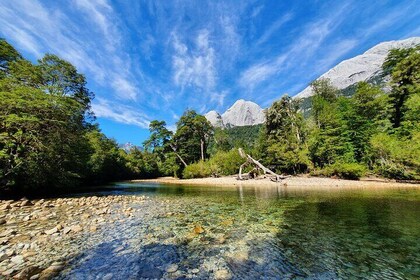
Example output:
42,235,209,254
132,175,420,189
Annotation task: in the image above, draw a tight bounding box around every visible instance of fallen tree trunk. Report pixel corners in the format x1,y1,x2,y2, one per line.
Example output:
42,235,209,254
237,148,287,182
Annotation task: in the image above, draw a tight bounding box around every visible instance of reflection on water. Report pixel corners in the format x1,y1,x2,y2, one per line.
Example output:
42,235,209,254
62,182,420,279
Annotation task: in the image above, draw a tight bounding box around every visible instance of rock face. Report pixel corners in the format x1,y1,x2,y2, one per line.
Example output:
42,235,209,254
205,99,265,128
204,110,224,127
294,37,420,99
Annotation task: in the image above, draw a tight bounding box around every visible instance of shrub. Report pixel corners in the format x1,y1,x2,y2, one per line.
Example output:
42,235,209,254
209,149,244,176
370,132,420,180
182,161,213,179
374,162,414,180
312,162,367,180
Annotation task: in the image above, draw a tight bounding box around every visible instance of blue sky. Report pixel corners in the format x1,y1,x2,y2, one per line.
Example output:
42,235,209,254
1,0,420,145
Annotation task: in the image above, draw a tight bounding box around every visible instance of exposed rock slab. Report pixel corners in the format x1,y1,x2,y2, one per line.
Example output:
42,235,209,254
294,37,420,99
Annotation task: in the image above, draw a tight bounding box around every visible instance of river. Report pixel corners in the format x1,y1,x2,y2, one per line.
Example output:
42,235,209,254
56,182,420,279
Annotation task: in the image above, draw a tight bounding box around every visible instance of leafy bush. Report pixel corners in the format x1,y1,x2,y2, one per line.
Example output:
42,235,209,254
374,162,414,180
182,149,244,178
182,161,213,179
370,132,420,180
312,162,367,180
209,149,244,176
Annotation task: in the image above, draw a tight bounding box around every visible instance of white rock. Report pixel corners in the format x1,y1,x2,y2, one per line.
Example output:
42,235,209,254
205,99,265,128
11,255,24,264
294,37,420,99
204,110,224,127
166,264,178,273
44,227,58,235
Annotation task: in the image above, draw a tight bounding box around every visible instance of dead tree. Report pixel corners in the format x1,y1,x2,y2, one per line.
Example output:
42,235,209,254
237,148,287,182
170,143,188,168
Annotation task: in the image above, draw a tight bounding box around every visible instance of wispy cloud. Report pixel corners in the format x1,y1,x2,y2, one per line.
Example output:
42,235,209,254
239,55,286,90
210,90,228,108
171,29,217,91
256,13,293,46
111,76,138,101
239,3,350,90
2,0,418,143
0,0,139,101
74,0,121,51
92,98,150,128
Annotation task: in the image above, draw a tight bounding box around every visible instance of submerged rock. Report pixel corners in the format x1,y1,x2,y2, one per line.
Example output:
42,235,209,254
194,225,205,234
214,269,232,280
166,263,178,273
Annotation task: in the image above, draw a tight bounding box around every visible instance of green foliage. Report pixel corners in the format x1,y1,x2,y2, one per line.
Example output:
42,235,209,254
208,125,262,154
370,132,420,179
85,130,129,184
208,149,244,176
307,81,355,167
387,46,420,129
225,125,262,150
343,82,390,163
159,152,180,177
0,39,23,78
125,148,160,179
0,41,97,192
143,120,172,153
261,95,309,173
181,149,244,179
311,163,367,180
174,110,213,164
182,161,213,179
0,39,155,193
0,75,91,191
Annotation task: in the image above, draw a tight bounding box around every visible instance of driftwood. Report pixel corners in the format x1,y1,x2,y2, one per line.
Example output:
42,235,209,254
237,148,287,182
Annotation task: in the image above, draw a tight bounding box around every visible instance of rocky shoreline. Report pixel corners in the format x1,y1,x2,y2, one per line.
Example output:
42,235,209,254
0,195,147,279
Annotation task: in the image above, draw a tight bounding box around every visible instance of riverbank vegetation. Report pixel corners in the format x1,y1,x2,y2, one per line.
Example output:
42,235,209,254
142,45,419,181
1,39,419,195
0,39,155,195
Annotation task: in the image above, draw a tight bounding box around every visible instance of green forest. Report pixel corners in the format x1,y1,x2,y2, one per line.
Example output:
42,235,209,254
1,39,419,194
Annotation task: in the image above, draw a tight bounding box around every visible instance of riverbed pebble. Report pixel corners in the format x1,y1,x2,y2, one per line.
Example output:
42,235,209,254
0,195,150,278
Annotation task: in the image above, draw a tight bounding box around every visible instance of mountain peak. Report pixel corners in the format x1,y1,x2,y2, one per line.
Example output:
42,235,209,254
294,37,420,99
205,100,265,127
204,110,224,127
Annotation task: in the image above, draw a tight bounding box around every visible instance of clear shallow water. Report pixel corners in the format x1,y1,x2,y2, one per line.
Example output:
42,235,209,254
61,183,420,279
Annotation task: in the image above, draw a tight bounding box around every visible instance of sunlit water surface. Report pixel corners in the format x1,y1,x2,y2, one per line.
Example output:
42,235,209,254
59,182,419,279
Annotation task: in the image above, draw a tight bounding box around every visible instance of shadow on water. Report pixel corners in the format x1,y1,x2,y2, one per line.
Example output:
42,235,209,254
60,238,308,279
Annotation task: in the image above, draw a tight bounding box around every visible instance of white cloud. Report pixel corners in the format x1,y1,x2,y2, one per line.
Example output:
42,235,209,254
92,99,150,128
172,30,217,91
210,90,228,108
239,55,286,90
256,13,293,46
251,5,264,18
111,76,138,101
0,0,141,101
239,5,350,90
74,0,120,51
